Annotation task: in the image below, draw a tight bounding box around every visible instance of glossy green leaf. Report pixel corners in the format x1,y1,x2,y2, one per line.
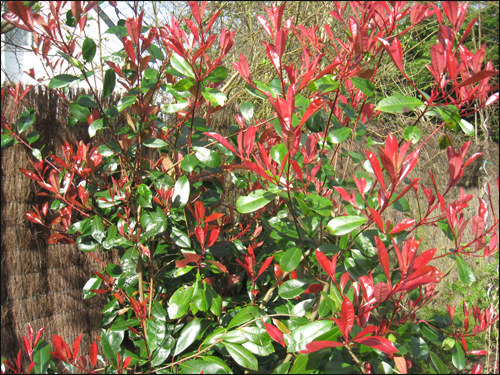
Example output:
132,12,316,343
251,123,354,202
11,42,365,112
206,66,228,82
101,329,123,365
430,352,450,374
49,74,79,89
144,68,159,80
452,340,465,370
278,278,310,299
69,103,90,122
83,276,101,298
106,263,122,278
227,306,259,330
274,362,291,374
327,216,367,235
287,321,332,352
77,234,99,252
171,53,195,79
393,197,410,212
117,95,137,112
223,342,258,371
152,335,175,367
174,319,203,356
91,216,105,244
77,95,97,108
137,184,153,208
204,283,222,317
456,255,476,285
328,127,351,144
191,279,208,314
26,131,40,144
89,119,104,138
375,95,423,113
165,100,189,113
193,146,221,168
459,119,475,136
33,340,51,374
280,247,302,272
236,189,277,214
178,359,228,374
105,25,128,36
351,77,375,97
170,226,191,248
303,195,333,216
403,126,421,144
1,135,15,148
240,101,254,121
420,323,445,345
436,105,461,131
181,154,198,172
109,318,140,331
18,109,36,133
411,336,429,360
143,138,168,148
173,79,193,91
82,38,96,62
168,285,194,319
103,69,116,98
172,175,190,209
290,354,308,374
201,87,227,107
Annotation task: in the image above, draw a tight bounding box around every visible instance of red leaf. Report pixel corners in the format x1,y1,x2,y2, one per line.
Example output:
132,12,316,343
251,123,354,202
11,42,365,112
469,350,488,356
459,70,498,87
471,364,482,374
375,237,391,285
304,283,323,294
187,1,202,26
341,295,354,339
23,335,32,360
52,335,70,361
123,37,136,64
264,323,285,347
460,17,478,45
354,336,398,354
5,1,35,31
442,1,458,28
204,132,237,155
256,15,274,39
176,252,202,268
122,356,132,369
316,249,335,278
205,9,222,33
256,256,274,281
366,150,386,192
299,98,324,128
76,355,87,370
383,38,405,75
300,340,343,354
19,168,41,182
394,355,407,374
373,282,391,303
368,207,384,232
72,334,82,360
205,212,224,223
389,219,416,234
194,201,205,223
34,327,45,348
138,242,151,258
244,125,256,157
25,212,44,226
207,227,220,248
412,248,437,270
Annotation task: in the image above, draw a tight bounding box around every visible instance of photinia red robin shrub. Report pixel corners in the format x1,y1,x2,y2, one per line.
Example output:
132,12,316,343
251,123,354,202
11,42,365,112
1,1,498,374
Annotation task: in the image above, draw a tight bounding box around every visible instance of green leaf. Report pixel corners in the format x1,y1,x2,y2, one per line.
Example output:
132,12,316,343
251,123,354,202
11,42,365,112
27,131,40,144
430,351,450,374
170,226,191,248
459,119,475,137
375,95,423,113
83,276,101,298
49,74,79,89
109,318,140,331
327,216,367,236
91,217,105,244
105,25,128,36
236,189,277,214
303,195,333,216
351,77,375,97
328,127,351,144
143,138,168,148
193,146,222,168
32,148,42,160
174,319,204,357
117,95,137,112
206,66,229,82
103,69,116,98
278,278,310,299
165,100,189,113
101,329,123,365
144,68,159,80
82,37,97,62
18,109,36,133
33,340,51,374
287,321,332,352
172,175,190,209
436,105,461,132
403,126,421,144
168,285,194,319
1,134,15,149
204,283,222,317
411,336,429,360
456,255,476,285
227,306,259,330
274,362,291,374
223,342,258,371
178,359,228,374
171,53,195,79
173,79,193,91
442,336,455,351
191,279,208,314
137,184,153,208
452,340,465,370
290,354,308,374
89,119,104,138
393,197,410,212
181,154,198,172
152,335,175,367
280,247,302,272
106,263,122,278
240,101,254,121
69,103,90,122
201,87,227,107
420,323,445,345
77,95,97,108
308,75,339,93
